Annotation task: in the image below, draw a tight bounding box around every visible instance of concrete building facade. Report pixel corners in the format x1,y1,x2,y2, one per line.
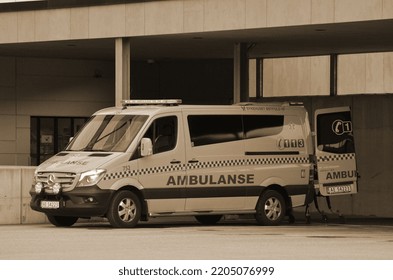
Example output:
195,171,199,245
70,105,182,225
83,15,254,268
0,0,392,223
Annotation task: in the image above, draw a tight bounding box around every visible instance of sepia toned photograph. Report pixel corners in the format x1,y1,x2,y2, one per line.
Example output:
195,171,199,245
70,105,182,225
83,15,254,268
0,0,392,278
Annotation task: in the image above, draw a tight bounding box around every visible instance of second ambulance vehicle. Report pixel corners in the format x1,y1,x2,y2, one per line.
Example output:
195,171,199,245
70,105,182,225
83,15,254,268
30,100,358,227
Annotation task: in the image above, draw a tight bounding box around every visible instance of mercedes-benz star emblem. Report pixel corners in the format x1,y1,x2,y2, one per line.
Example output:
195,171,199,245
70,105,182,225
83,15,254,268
47,174,56,185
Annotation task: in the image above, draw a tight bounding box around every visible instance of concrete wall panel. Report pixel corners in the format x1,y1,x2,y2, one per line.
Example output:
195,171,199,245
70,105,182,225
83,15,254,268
0,168,21,224
338,54,366,94
0,116,16,141
0,99,16,115
263,56,329,97
0,155,16,165
366,53,384,93
245,0,267,28
311,0,334,24
35,9,71,41
88,4,126,39
0,167,44,224
335,0,383,22
145,0,184,35
0,56,16,87
17,11,35,42
383,0,393,18
16,128,30,154
0,141,16,154
383,52,393,92
310,55,330,95
183,0,204,33
70,7,89,39
338,52,393,94
204,0,246,31
125,3,145,36
267,0,311,27
350,96,393,216
0,13,17,44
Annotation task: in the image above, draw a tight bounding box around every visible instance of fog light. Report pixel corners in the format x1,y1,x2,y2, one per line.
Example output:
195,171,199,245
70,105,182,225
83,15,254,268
52,183,61,194
84,197,95,203
35,182,43,194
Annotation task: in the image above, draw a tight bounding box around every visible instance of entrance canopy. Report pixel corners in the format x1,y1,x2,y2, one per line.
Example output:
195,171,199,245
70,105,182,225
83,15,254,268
0,19,393,61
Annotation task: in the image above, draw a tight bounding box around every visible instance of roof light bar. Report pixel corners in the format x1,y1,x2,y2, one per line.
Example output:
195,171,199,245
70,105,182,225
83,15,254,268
122,99,182,106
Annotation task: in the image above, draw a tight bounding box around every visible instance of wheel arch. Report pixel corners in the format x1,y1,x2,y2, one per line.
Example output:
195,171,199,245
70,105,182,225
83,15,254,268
115,185,149,221
259,184,293,214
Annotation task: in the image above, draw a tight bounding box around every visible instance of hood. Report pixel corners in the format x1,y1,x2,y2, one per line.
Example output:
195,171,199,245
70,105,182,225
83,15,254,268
36,152,122,173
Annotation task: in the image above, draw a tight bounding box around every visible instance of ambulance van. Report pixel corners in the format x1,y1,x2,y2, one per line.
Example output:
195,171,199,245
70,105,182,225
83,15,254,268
30,100,358,227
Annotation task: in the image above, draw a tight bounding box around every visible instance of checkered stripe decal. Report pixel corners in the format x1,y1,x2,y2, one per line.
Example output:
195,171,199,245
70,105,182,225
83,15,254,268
187,157,309,169
104,156,309,181
104,170,138,180
317,153,355,163
104,164,185,180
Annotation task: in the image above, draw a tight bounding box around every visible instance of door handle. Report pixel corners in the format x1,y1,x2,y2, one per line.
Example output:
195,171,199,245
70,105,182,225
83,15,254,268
170,160,181,164
188,159,199,164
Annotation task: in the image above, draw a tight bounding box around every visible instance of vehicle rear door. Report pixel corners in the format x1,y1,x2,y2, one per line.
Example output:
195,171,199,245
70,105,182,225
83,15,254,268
314,107,358,196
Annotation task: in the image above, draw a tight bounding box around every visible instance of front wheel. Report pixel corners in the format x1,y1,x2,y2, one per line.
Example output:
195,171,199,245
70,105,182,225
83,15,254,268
107,190,141,228
46,215,78,227
255,190,286,226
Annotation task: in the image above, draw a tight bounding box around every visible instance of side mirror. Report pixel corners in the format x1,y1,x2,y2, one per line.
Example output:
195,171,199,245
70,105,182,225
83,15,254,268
140,138,153,157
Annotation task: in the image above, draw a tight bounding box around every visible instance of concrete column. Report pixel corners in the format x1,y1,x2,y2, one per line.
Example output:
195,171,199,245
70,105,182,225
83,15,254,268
256,58,263,99
115,38,131,107
233,42,249,104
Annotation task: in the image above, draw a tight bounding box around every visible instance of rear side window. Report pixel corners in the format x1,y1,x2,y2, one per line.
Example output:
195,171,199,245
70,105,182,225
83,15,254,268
188,115,243,147
243,115,284,139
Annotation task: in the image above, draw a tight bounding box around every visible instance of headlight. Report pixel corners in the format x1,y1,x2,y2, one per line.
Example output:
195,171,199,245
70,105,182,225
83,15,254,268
77,169,106,187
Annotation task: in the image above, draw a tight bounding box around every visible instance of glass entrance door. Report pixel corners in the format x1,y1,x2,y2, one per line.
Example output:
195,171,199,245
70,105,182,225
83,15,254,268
30,117,88,165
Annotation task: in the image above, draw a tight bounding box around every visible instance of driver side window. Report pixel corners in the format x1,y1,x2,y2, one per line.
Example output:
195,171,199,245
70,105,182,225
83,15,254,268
143,116,177,154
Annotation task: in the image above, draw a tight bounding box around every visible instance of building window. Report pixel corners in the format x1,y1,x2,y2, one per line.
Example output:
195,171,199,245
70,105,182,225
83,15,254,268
30,116,88,165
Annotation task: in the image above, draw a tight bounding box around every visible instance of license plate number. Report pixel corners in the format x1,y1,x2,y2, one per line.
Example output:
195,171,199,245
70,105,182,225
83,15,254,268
40,201,60,209
327,185,352,194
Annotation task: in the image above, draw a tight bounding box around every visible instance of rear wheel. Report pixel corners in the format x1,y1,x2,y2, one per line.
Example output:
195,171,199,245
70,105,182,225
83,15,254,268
46,215,78,227
195,215,222,225
255,190,286,226
107,190,141,228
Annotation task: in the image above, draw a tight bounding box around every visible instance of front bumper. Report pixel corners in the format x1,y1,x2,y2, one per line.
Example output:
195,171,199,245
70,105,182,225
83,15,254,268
30,185,115,217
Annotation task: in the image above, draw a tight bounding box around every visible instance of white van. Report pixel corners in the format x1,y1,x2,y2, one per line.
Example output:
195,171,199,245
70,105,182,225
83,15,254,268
30,100,358,227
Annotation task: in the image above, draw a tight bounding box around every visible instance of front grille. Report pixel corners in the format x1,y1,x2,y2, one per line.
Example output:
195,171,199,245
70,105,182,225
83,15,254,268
36,172,77,190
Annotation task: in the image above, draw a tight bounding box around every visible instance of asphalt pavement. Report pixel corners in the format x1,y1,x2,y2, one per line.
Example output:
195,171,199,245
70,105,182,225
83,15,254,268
1,214,393,260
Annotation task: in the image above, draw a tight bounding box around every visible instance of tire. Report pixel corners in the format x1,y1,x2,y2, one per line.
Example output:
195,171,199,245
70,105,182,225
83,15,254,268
195,215,222,225
107,190,141,228
46,215,78,227
255,190,286,226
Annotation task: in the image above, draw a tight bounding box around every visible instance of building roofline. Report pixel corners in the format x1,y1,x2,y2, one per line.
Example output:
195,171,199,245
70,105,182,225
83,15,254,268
0,0,152,12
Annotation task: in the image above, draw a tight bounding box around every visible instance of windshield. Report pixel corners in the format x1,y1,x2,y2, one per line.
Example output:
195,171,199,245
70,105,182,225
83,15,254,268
66,115,148,152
